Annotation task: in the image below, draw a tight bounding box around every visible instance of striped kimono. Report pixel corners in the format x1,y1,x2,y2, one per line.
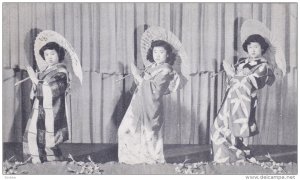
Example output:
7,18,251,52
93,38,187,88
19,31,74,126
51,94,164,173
118,63,178,164
23,63,70,163
211,57,275,163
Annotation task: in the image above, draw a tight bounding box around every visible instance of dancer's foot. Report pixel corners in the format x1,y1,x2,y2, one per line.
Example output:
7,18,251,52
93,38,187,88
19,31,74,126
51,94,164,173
247,156,258,163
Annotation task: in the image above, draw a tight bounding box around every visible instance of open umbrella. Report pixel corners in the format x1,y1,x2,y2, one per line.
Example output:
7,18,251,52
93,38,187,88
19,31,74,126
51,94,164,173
34,30,83,84
140,26,189,91
241,19,286,76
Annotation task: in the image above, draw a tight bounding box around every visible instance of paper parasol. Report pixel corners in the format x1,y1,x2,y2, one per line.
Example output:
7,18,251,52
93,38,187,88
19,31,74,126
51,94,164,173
241,19,286,76
34,30,83,84
140,26,189,90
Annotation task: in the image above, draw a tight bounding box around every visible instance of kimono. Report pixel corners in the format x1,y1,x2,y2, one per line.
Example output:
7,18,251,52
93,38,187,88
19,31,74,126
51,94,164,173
118,63,178,164
211,57,275,163
23,63,70,163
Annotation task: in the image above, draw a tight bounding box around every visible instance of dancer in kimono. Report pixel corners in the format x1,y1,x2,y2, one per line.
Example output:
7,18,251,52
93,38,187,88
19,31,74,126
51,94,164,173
23,42,69,163
22,30,82,164
211,34,276,163
118,40,180,164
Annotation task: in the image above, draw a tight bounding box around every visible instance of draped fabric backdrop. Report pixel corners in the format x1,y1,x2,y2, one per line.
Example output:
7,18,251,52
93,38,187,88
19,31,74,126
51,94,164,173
2,2,297,145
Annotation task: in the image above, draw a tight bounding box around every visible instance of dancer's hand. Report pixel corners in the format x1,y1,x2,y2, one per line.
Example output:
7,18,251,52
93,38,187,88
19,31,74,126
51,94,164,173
131,63,143,84
143,72,151,80
26,66,39,85
223,60,235,77
250,123,257,132
55,131,64,145
131,63,139,76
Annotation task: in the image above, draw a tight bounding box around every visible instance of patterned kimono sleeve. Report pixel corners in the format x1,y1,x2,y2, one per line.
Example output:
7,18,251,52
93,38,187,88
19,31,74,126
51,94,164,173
248,63,275,90
132,68,173,129
45,72,69,142
35,72,68,99
47,72,68,98
147,68,172,100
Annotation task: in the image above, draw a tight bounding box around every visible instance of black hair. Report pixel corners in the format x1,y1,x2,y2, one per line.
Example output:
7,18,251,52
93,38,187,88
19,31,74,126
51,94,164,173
242,34,269,55
146,40,176,65
39,42,65,62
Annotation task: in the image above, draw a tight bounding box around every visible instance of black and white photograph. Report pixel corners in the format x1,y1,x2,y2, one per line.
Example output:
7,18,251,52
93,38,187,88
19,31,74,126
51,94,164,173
2,1,298,176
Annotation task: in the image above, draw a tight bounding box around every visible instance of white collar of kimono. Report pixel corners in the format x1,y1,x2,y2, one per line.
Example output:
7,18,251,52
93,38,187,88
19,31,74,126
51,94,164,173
43,63,65,72
246,57,267,65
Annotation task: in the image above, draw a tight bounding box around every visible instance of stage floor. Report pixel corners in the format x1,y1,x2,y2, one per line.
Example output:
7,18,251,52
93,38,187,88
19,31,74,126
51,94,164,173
2,143,298,175
3,143,297,163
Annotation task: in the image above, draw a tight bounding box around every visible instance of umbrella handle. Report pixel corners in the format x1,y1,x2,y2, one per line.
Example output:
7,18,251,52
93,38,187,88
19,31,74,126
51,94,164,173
210,70,225,78
14,77,31,86
14,71,41,86
115,63,154,83
115,74,132,82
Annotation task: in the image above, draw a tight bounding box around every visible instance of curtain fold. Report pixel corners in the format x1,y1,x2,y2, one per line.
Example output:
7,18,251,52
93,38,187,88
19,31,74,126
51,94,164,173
2,2,297,145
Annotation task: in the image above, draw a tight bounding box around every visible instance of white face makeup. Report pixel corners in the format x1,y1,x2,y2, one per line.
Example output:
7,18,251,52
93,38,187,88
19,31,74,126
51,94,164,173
153,46,168,64
44,49,59,66
247,42,263,59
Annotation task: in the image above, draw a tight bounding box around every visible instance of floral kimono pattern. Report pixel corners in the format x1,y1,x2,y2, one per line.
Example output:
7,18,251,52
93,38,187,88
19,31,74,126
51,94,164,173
118,63,177,164
211,57,275,163
23,63,70,163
